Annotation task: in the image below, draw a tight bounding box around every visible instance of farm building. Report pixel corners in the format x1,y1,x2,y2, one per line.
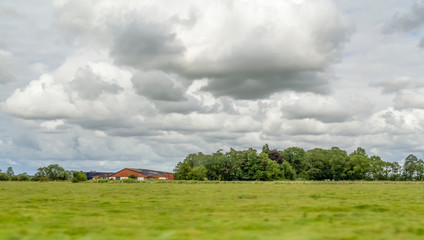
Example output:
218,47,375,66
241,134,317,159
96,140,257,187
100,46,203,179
86,172,113,180
109,168,174,180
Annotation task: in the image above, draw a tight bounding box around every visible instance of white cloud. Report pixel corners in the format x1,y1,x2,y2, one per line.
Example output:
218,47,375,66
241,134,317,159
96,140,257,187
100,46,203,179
40,120,64,131
0,158,18,165
95,130,107,137
2,74,77,119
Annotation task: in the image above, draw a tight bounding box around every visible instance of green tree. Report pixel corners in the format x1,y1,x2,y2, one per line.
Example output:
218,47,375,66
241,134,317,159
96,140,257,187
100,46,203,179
346,148,372,180
281,161,296,180
0,172,10,181
305,148,333,180
35,164,68,181
173,161,193,180
188,166,207,180
388,162,402,181
282,147,306,175
236,148,259,180
403,154,419,180
369,155,387,180
416,159,424,180
128,174,137,180
261,144,270,154
17,173,30,181
328,147,349,180
72,171,87,183
254,153,281,181
6,167,14,176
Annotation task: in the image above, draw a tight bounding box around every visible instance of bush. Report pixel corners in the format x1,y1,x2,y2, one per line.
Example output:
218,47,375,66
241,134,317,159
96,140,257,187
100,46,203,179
9,175,18,181
0,173,10,181
72,171,87,183
122,178,138,183
128,174,137,180
17,173,30,181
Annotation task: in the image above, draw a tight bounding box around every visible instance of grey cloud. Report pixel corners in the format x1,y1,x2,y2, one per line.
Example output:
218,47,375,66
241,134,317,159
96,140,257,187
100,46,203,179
70,67,123,100
170,7,198,27
153,96,203,114
380,111,404,126
131,71,185,101
202,71,333,100
283,99,350,123
384,1,424,33
111,21,185,70
109,1,351,100
384,1,424,48
419,37,424,48
284,107,350,123
183,22,349,99
0,4,17,16
0,50,15,84
282,94,373,123
373,77,422,94
393,91,424,109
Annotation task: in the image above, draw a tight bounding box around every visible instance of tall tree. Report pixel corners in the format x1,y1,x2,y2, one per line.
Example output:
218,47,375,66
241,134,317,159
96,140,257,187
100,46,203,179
261,144,270,154
282,147,306,176
6,167,14,176
403,154,419,180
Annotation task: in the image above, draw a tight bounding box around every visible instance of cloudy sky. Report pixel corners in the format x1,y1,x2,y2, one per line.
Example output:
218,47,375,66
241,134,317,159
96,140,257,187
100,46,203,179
1,0,424,174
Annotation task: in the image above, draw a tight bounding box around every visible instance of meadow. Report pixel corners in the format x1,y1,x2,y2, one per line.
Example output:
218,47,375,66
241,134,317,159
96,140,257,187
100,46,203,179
1,181,424,240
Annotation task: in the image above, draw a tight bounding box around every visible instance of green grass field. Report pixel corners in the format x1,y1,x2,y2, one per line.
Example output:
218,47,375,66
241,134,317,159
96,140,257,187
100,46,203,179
1,181,424,240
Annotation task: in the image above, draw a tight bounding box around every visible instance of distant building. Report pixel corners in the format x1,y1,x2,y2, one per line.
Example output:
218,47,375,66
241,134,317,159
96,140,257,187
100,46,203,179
109,168,174,180
86,172,113,180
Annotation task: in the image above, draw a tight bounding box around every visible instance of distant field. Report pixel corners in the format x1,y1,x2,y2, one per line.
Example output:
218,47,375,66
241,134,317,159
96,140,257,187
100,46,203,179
1,182,424,240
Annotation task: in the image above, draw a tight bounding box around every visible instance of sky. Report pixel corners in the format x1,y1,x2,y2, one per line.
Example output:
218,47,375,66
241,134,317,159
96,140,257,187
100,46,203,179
1,0,424,174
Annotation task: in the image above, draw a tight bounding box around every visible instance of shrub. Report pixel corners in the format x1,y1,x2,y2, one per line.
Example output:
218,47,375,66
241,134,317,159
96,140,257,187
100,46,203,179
0,173,10,181
17,173,30,181
128,174,137,180
9,175,18,181
122,178,138,183
72,171,87,183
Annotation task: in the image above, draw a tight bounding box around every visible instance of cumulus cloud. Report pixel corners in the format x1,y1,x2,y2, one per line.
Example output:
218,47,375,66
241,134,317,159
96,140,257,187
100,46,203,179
2,74,76,119
55,0,352,99
2,61,140,122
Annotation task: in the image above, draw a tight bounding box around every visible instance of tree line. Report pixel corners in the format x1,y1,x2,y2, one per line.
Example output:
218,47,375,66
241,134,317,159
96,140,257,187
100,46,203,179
174,145,424,181
0,164,87,183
